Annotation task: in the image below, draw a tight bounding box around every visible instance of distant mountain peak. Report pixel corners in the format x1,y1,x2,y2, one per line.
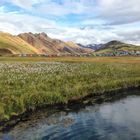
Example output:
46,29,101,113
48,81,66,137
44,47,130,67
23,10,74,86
33,32,48,38
77,43,103,51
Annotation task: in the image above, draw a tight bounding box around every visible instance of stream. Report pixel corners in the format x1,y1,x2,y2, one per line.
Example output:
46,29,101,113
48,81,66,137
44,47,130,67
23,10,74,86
0,90,140,140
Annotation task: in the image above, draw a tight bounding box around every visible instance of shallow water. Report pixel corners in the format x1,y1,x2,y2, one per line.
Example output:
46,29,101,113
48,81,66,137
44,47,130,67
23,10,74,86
1,91,140,140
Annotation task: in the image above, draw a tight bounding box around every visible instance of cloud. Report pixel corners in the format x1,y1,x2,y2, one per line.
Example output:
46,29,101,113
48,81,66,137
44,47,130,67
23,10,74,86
0,9,57,34
48,26,119,45
3,0,140,25
32,0,93,16
0,0,140,45
0,9,117,45
4,0,96,16
97,0,140,25
115,30,140,44
0,9,140,45
11,0,43,9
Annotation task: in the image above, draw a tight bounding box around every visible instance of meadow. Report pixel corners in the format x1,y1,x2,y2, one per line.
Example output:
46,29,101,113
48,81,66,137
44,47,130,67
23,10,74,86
0,56,140,122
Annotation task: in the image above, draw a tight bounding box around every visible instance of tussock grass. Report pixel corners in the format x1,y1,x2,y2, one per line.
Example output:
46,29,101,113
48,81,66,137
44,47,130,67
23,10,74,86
0,57,140,121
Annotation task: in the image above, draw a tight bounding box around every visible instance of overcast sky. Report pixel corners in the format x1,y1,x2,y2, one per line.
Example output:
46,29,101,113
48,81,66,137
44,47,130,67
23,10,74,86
0,0,140,45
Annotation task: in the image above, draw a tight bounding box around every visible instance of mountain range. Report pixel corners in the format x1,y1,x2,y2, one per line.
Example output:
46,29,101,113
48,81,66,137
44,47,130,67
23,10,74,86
0,31,140,55
0,32,93,55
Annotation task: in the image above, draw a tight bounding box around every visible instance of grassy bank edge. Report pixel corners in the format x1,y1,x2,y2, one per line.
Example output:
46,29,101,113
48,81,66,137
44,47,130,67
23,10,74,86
0,85,140,132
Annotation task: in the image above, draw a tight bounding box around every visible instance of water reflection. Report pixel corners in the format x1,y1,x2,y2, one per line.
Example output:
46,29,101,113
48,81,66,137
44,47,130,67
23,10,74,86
1,91,140,140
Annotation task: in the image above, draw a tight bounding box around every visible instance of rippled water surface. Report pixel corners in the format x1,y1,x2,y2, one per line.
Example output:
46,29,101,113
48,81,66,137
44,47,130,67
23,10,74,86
1,91,140,140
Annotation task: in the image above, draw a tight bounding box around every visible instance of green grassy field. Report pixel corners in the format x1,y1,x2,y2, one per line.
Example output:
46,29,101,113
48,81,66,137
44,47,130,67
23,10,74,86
0,56,140,63
0,56,140,122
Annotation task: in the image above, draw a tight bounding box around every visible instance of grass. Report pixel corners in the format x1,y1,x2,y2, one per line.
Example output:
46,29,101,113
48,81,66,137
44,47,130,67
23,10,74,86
0,56,140,63
0,56,140,122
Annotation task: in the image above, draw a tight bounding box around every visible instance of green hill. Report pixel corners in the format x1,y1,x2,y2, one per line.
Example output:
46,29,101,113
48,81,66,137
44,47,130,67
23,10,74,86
96,40,140,54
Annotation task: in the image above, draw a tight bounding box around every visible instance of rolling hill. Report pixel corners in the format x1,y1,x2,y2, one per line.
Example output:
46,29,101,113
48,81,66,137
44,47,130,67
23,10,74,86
95,40,140,53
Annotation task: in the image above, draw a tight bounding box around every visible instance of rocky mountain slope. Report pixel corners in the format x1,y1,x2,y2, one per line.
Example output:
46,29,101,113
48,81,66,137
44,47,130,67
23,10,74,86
18,32,93,55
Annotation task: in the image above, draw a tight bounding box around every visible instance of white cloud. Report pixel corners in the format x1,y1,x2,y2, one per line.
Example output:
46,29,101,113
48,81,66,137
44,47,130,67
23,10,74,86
82,19,105,26
0,9,115,44
98,0,140,25
0,10,57,34
4,0,140,25
0,0,140,45
5,0,96,16
34,0,95,16
48,26,119,45
9,0,32,9
0,9,140,45
4,0,42,10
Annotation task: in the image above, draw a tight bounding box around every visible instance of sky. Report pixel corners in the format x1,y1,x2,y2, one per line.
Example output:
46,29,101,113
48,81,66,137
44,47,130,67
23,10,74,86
0,0,140,45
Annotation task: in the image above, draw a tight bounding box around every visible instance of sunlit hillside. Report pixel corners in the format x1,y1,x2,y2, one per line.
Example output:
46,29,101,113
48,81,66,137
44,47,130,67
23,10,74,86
0,32,40,54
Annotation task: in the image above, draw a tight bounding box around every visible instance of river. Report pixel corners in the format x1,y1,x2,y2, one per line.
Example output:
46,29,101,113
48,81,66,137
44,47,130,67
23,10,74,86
0,90,140,140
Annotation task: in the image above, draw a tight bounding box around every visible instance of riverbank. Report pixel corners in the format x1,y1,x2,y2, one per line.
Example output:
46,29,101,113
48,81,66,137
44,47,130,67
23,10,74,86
1,87,140,132
0,57,140,131
1,89,140,140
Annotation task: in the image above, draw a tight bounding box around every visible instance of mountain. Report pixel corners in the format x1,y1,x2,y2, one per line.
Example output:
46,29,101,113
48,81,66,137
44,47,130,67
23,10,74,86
79,40,140,53
18,32,93,55
77,43,103,51
66,41,93,53
0,32,40,55
95,40,140,53
0,32,93,55
1,32,138,56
